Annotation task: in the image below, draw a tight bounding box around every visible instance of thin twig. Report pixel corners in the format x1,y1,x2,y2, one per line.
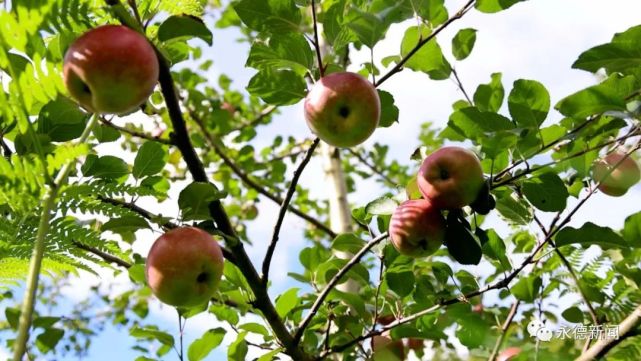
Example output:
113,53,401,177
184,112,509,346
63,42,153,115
190,111,336,237
451,67,473,104
375,0,475,87
488,300,521,361
73,241,132,268
310,0,324,77
262,138,320,285
228,105,277,133
294,232,389,344
346,148,396,186
99,116,173,145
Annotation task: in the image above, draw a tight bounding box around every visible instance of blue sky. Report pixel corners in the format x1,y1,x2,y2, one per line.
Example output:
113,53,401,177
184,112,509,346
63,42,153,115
3,0,641,360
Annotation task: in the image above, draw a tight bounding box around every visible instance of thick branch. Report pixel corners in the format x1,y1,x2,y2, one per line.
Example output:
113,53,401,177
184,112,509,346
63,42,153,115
576,305,641,361
263,138,320,284
294,232,389,343
375,0,475,87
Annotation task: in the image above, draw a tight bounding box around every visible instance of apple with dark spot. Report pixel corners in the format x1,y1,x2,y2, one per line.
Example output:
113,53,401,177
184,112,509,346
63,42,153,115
417,146,485,209
146,227,224,307
63,25,159,114
304,72,380,148
389,199,445,257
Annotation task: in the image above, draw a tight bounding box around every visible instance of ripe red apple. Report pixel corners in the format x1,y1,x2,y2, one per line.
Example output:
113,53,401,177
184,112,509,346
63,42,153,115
389,199,445,257
371,331,405,361
417,146,485,209
146,227,224,307
63,25,159,114
497,347,522,361
304,72,380,148
406,338,424,352
592,151,640,197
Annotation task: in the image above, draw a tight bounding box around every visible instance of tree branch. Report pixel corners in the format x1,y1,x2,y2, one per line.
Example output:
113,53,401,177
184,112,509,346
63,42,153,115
190,111,336,238
576,305,641,361
374,0,475,87
294,232,389,344
262,138,320,285
311,0,325,77
73,241,132,268
346,148,396,186
488,300,521,361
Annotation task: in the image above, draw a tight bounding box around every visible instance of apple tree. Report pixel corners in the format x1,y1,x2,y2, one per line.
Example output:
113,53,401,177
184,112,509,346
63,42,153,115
1,0,641,360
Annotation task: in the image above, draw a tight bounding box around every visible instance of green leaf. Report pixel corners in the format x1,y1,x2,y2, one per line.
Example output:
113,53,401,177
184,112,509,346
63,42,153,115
474,73,504,112
128,264,146,284
378,90,399,127
479,228,511,270
331,233,364,254
5,307,20,330
187,328,225,361
562,306,584,323
495,192,532,225
444,213,482,265
257,349,283,361
400,26,451,80
555,222,628,248
178,182,226,221
475,0,526,13
622,211,641,247
246,33,314,76
365,196,397,216
385,269,415,297
33,316,60,329
573,25,641,76
238,323,270,336
247,69,306,105
456,314,489,348
102,215,150,235
508,79,550,128
345,6,386,49
35,328,64,354
233,0,301,33
511,275,542,302
452,28,477,60
81,154,129,180
555,74,637,119
92,124,121,143
158,15,213,45
37,97,89,142
448,107,514,140
413,0,448,26
522,172,568,212
130,326,175,346
275,287,300,319
228,332,248,361
133,141,167,179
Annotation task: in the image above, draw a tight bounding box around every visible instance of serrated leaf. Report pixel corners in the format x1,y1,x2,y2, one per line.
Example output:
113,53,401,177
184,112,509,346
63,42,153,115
555,74,637,119
187,328,225,361
573,25,641,76
522,172,568,212
158,15,213,45
452,28,477,60
474,73,504,113
247,69,306,105
400,26,451,80
133,141,167,179
555,222,628,248
178,182,226,221
508,79,550,128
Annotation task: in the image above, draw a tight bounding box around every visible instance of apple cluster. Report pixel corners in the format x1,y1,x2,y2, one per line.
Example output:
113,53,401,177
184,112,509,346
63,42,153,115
63,25,159,114
304,72,380,148
389,146,490,258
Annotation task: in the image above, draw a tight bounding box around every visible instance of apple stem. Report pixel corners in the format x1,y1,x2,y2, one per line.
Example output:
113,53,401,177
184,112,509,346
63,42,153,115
13,114,98,361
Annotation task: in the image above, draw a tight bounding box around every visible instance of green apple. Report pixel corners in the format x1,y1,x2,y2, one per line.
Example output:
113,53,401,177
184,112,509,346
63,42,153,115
417,146,485,209
63,25,159,114
304,72,380,148
389,199,445,257
592,151,640,197
146,227,224,308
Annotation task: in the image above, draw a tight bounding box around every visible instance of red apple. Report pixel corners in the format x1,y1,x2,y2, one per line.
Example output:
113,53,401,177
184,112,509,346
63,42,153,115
417,146,485,209
497,347,522,361
146,227,224,307
592,151,640,197
389,199,445,257
371,331,405,361
406,338,424,352
63,25,159,114
304,72,380,148
221,102,236,116
376,314,396,326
